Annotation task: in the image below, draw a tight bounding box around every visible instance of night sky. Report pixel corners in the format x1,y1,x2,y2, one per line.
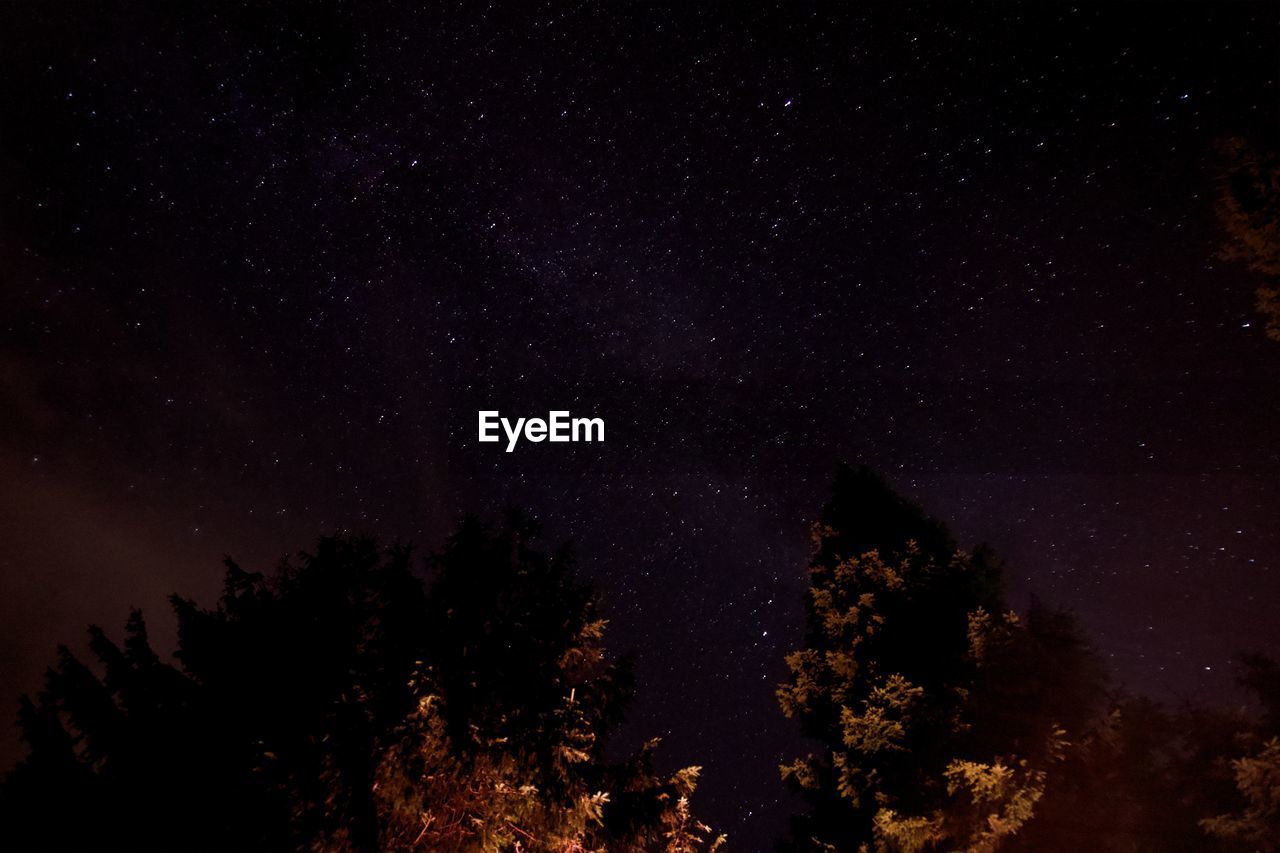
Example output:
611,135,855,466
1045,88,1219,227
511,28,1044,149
2,2,1279,844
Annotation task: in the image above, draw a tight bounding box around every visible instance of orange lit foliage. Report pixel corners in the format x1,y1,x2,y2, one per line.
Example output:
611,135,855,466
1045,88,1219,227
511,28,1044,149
2,517,724,852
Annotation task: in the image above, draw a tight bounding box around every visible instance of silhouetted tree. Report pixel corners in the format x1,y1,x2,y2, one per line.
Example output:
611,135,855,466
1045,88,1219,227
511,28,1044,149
1,514,723,852
777,466,1105,851
1006,695,1243,852
779,465,1280,852
1203,737,1280,850
1200,653,1280,851
1216,138,1280,341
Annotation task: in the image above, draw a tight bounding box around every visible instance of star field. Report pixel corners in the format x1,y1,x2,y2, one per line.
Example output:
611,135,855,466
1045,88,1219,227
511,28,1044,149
2,2,1278,843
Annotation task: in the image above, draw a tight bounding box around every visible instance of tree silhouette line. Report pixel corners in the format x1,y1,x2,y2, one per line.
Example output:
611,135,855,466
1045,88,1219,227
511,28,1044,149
777,466,1277,852
2,469,1277,851
1,513,723,852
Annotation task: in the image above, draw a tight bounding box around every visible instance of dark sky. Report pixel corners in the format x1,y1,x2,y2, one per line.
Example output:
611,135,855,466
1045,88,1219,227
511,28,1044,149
2,2,1278,845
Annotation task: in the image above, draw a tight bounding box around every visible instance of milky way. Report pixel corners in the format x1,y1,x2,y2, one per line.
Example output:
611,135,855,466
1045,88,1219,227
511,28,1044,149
2,3,1278,841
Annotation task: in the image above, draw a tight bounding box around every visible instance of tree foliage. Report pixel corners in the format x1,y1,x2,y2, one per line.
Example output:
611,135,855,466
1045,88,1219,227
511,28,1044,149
777,465,1086,851
1200,653,1280,851
1202,737,1280,850
0,514,723,852
1217,138,1280,341
780,465,1280,852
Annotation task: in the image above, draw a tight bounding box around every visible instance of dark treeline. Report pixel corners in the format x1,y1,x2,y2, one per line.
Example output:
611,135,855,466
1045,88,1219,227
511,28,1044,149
0,513,723,852
777,466,1278,852
2,470,1277,851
